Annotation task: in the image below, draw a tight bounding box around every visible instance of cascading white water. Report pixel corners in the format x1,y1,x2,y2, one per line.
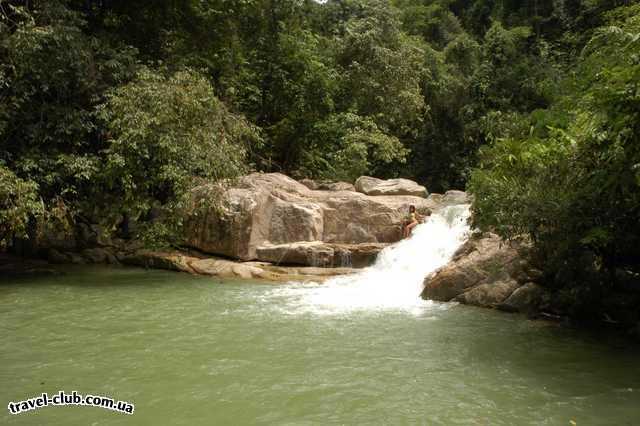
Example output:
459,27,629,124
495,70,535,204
266,204,472,315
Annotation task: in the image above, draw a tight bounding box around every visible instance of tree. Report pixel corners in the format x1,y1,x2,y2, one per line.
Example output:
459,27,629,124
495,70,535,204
394,0,464,49
0,0,137,236
335,1,425,138
95,68,257,235
299,112,408,181
468,4,640,306
0,165,43,244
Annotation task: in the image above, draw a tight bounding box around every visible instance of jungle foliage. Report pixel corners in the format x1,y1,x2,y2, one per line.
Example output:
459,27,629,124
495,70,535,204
469,3,640,312
1,0,638,298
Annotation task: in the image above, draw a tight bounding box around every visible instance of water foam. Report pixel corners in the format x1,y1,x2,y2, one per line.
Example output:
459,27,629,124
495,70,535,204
264,204,472,315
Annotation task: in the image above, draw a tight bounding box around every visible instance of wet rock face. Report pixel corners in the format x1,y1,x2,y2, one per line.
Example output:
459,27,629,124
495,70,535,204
184,173,460,264
421,233,546,311
256,242,335,267
255,241,387,268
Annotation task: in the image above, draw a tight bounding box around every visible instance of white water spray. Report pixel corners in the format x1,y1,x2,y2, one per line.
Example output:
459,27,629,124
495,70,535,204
265,204,472,315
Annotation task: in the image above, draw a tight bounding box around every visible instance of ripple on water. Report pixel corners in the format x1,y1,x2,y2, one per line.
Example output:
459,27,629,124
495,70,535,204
1,264,640,424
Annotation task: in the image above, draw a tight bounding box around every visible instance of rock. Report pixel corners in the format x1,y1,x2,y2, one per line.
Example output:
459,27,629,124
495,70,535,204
454,279,521,307
426,193,444,204
76,223,97,249
92,224,113,247
105,251,119,264
442,190,469,205
118,249,354,282
422,233,529,303
185,183,258,260
76,223,113,248
81,248,117,264
190,258,277,280
299,178,318,190
267,198,324,244
111,238,127,249
299,179,355,192
252,263,357,278
256,241,335,267
354,176,427,197
331,243,386,268
498,282,548,313
121,239,145,254
185,172,444,262
425,191,466,208
191,258,358,282
255,241,386,268
321,195,416,244
48,248,70,264
121,251,198,274
318,181,356,192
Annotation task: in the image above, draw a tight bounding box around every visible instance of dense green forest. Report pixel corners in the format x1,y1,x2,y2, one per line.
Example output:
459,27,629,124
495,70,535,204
1,0,639,314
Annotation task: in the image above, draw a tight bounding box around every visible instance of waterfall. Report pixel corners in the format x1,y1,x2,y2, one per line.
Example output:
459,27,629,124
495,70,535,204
268,204,472,314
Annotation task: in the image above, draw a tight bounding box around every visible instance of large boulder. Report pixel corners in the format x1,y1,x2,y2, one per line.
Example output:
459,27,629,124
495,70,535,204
185,173,456,263
189,258,278,280
354,176,428,197
331,242,387,268
189,258,359,282
454,279,521,307
421,233,538,309
256,241,335,267
497,282,548,313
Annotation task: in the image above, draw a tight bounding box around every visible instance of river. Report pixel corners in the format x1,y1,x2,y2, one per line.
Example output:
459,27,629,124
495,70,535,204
1,207,639,425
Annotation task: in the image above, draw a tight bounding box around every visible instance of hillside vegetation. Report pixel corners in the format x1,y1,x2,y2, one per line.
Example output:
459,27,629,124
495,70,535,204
1,0,638,315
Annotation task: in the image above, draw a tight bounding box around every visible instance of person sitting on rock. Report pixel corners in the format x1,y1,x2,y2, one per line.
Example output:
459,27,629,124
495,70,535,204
403,205,420,239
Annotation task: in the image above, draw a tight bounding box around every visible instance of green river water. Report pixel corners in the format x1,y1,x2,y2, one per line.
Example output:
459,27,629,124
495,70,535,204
1,266,639,425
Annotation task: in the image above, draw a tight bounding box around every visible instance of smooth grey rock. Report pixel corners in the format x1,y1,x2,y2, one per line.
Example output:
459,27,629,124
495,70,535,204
185,173,444,262
354,176,428,197
422,233,530,302
455,279,521,307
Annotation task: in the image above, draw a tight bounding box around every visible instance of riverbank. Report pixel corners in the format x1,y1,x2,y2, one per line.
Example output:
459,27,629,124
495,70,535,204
4,172,639,338
3,244,639,342
0,250,357,283
8,173,467,281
